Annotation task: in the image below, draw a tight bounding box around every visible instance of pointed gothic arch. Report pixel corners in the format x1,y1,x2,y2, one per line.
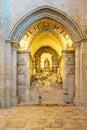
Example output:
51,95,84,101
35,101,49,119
9,5,84,43
6,5,85,106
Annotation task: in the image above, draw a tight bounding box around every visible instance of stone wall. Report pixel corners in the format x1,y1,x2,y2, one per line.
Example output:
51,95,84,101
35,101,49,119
6,0,87,38
0,0,5,108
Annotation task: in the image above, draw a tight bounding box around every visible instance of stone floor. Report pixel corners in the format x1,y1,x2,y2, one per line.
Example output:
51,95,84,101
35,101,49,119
0,105,87,130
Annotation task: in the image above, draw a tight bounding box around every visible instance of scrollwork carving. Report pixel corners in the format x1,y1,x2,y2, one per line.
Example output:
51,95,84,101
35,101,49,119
17,57,26,65
17,68,27,85
65,54,75,65
12,41,19,50
67,68,75,76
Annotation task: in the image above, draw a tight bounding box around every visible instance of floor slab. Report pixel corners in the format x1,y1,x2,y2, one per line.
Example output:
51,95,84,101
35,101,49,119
0,106,86,130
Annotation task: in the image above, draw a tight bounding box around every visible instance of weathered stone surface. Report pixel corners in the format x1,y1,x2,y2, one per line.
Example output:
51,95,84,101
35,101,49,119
0,0,87,109
0,106,86,130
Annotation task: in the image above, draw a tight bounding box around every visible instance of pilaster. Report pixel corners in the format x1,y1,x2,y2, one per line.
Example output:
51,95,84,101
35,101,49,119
85,41,87,107
78,38,87,107
17,50,30,102
5,40,12,107
62,50,75,103
73,41,81,105
62,51,67,91
82,39,87,107
11,41,19,106
80,40,86,106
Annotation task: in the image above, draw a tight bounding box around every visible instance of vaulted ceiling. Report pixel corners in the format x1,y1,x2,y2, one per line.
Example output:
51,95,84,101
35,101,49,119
19,18,74,58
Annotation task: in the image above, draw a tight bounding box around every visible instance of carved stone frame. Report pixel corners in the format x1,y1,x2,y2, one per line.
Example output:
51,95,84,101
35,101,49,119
6,6,84,107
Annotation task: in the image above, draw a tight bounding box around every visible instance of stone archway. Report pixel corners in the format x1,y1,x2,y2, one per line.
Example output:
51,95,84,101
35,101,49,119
6,6,84,107
9,6,83,41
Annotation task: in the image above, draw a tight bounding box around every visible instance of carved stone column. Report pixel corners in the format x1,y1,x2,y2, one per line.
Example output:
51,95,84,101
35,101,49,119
85,40,87,107
62,51,67,91
11,41,19,106
80,40,85,105
24,50,30,102
5,40,12,107
80,39,87,106
73,42,81,105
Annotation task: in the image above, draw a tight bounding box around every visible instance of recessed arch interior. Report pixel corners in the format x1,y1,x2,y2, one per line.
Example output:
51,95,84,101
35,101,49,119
9,6,83,43
9,6,84,105
19,17,74,59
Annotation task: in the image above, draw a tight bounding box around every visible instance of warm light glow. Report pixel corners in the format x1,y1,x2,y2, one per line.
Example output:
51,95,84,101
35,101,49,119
19,18,74,52
19,18,74,79
67,39,73,49
29,32,62,58
41,53,52,69
19,40,25,48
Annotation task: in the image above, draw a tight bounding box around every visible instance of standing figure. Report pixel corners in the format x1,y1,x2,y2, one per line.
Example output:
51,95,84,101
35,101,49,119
44,58,50,69
39,96,42,104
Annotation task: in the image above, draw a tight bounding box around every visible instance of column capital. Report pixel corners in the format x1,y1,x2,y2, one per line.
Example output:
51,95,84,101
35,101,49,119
17,49,30,54
11,41,19,51
5,39,12,44
73,38,87,49
5,39,19,50
62,50,75,53
73,43,80,49
74,38,87,44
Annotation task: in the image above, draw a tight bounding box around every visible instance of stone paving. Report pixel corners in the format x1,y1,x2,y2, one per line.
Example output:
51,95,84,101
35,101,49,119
0,105,87,130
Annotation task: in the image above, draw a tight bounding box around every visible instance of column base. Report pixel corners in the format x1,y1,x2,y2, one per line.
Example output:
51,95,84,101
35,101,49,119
5,97,11,108
0,97,5,108
73,97,81,106
11,96,18,107
25,89,30,102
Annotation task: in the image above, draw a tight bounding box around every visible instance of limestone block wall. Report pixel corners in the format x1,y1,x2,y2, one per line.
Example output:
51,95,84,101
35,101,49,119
5,0,87,38
0,0,5,108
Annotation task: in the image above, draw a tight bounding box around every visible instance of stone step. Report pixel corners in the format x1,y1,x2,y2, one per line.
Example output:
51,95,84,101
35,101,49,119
17,101,73,107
